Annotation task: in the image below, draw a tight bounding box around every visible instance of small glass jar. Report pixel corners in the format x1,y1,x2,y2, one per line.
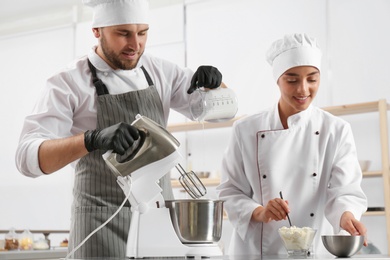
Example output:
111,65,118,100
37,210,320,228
19,229,34,250
5,228,19,250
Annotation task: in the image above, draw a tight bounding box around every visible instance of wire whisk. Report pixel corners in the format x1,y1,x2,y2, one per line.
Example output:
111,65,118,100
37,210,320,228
175,164,207,199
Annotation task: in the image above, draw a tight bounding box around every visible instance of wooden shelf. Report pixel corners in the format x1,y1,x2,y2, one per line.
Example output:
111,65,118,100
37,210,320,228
316,100,390,253
0,230,69,234
364,211,386,217
322,100,390,116
171,177,220,188
171,171,383,188
167,101,390,133
363,171,384,178
167,116,245,133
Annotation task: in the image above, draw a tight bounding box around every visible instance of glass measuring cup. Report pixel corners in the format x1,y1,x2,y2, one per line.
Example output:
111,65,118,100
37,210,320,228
189,87,238,122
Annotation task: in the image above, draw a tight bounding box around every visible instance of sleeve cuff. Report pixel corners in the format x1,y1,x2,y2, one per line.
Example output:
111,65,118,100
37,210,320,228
16,138,46,178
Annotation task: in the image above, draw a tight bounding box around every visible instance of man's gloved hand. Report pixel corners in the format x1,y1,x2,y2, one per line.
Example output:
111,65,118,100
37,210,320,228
84,122,140,155
187,66,222,94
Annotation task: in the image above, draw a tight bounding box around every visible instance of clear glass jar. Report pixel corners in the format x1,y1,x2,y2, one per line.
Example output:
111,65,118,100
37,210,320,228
19,229,34,250
5,228,19,250
189,87,238,122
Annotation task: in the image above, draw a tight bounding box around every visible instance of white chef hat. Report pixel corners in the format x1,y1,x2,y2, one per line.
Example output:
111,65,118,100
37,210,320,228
266,33,322,82
83,0,149,28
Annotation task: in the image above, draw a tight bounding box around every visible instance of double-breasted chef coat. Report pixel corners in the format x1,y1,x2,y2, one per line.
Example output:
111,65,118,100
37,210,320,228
216,103,367,256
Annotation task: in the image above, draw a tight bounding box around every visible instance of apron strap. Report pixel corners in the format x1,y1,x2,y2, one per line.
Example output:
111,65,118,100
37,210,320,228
140,66,154,86
87,59,109,96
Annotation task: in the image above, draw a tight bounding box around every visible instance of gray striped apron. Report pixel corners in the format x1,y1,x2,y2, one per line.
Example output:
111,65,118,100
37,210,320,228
68,61,174,258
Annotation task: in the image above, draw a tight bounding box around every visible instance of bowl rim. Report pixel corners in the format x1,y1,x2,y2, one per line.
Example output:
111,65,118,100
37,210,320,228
321,235,365,238
165,199,224,203
278,227,317,232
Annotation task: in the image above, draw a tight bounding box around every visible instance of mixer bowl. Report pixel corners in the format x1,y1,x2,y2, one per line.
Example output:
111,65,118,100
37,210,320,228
165,199,224,244
322,235,364,257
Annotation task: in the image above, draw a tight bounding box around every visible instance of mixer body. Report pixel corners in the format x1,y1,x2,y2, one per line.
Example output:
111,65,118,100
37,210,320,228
103,114,222,258
104,114,181,178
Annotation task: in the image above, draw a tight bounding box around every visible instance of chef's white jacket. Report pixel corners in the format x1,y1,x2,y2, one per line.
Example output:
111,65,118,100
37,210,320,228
15,47,194,178
217,103,367,256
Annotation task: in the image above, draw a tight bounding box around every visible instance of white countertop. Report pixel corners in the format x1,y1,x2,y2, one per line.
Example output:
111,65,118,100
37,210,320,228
0,248,67,260
0,251,388,260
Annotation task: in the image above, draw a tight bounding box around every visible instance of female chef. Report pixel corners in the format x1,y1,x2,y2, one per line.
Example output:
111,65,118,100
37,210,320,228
216,33,368,256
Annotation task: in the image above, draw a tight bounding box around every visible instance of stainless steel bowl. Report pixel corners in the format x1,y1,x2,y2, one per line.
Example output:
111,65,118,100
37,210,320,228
165,199,224,244
322,235,364,257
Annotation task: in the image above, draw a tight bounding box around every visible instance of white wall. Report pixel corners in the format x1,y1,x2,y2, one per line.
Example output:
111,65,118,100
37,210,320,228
0,0,389,253
327,0,390,105
0,27,76,245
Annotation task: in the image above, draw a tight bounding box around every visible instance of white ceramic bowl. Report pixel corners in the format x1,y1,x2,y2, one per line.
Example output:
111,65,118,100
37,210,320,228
322,235,364,257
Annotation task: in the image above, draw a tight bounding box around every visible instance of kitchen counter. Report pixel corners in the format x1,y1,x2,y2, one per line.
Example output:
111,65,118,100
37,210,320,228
231,255,389,260
3,254,388,260
0,248,67,260
71,256,387,260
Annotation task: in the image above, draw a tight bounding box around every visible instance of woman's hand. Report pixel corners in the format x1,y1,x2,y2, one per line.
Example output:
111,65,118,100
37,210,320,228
251,197,290,223
340,211,368,246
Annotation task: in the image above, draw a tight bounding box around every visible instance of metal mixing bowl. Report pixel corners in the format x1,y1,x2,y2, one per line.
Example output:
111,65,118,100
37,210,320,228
322,235,364,257
165,199,224,244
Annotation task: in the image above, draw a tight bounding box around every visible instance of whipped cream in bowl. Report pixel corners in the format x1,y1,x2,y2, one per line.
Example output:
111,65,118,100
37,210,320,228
278,226,317,256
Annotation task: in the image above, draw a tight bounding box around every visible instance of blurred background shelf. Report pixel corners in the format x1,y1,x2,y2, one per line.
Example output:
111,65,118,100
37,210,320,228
364,211,386,217
171,178,220,188
363,171,385,178
321,100,390,253
167,116,244,133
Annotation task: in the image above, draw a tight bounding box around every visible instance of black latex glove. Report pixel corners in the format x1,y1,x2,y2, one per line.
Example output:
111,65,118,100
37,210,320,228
84,122,140,155
187,66,222,94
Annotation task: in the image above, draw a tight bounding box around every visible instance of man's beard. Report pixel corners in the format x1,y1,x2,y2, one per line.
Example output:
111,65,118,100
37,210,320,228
100,34,142,70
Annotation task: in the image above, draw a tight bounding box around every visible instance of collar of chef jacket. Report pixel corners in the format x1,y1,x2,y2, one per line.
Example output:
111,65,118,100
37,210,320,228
271,102,314,130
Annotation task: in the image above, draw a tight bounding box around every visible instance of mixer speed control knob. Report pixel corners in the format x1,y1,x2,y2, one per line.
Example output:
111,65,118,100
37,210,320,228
136,202,149,213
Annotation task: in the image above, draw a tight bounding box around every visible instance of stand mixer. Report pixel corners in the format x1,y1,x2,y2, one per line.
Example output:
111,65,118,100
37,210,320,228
103,114,223,258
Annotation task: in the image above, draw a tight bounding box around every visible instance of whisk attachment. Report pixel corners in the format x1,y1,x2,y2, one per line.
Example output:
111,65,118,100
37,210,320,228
175,164,207,199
